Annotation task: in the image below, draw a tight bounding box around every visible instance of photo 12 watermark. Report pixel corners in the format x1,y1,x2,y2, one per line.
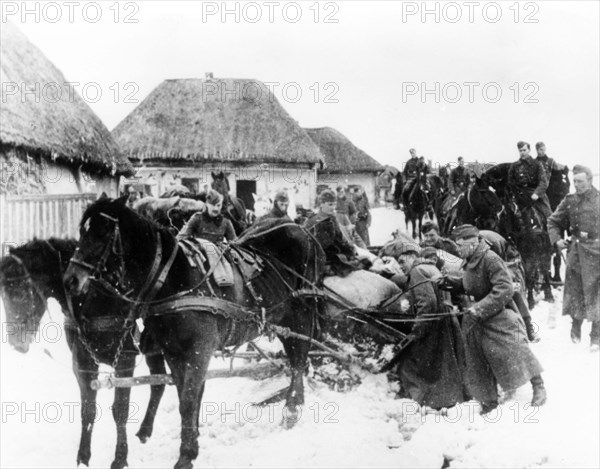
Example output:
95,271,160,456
1,1,140,24
401,82,540,104
200,1,340,24
400,2,540,24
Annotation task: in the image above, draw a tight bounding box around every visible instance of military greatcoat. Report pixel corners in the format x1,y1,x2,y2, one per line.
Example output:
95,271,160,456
548,186,600,322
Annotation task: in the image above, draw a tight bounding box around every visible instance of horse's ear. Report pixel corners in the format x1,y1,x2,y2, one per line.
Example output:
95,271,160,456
98,192,108,200
115,194,128,207
252,193,257,202
218,171,225,179
211,171,216,179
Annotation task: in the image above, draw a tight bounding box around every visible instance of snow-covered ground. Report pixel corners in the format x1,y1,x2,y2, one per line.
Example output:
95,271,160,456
1,207,598,469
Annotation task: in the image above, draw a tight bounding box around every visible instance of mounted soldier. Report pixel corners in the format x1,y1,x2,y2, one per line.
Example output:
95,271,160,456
401,148,428,208
448,156,470,197
548,164,600,351
508,141,552,229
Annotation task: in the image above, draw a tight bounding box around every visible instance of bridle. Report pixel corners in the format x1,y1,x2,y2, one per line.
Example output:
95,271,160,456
69,212,125,288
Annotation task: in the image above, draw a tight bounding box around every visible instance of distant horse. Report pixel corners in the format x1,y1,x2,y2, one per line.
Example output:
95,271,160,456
426,174,445,223
547,165,570,281
64,197,325,469
0,238,166,469
210,171,248,235
403,171,430,239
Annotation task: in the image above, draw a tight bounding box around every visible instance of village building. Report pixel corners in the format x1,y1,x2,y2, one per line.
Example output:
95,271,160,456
304,127,383,203
112,75,323,210
0,21,132,250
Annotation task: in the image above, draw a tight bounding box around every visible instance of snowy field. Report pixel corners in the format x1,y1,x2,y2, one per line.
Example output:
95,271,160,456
1,206,599,469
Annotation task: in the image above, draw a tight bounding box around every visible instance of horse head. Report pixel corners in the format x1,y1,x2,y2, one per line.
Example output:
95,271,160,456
64,195,140,297
0,240,71,352
211,171,230,198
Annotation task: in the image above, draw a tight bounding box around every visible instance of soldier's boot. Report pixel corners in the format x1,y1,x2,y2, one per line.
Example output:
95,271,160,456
530,375,547,407
590,322,599,353
571,318,583,344
523,316,541,343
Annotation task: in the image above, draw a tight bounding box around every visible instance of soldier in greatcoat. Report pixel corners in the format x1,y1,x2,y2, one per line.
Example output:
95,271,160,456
443,225,546,414
548,165,600,351
389,243,467,410
352,186,372,247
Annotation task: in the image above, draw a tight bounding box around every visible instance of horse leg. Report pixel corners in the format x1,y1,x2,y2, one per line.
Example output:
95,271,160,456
279,306,313,428
136,352,167,443
72,348,99,467
110,353,136,469
172,325,218,469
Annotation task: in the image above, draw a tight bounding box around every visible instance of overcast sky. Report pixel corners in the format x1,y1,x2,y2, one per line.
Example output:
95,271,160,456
5,1,600,172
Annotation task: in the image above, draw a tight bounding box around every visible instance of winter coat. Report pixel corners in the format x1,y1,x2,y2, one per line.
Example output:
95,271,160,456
394,260,467,409
353,194,371,247
548,186,600,322
448,166,470,194
178,211,236,244
451,241,543,403
508,156,552,217
304,211,358,277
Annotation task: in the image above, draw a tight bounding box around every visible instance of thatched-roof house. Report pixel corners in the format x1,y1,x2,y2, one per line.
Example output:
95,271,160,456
112,76,322,209
304,127,383,203
0,21,132,196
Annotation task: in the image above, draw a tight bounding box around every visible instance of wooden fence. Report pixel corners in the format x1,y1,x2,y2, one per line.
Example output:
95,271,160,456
0,193,96,255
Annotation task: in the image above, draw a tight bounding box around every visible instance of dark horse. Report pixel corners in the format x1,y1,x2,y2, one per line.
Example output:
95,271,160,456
403,171,430,239
210,171,248,235
484,163,555,308
63,196,325,469
0,238,167,469
441,172,505,236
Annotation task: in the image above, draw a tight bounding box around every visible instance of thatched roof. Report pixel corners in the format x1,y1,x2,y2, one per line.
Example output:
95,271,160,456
112,78,322,165
0,21,133,176
304,127,383,174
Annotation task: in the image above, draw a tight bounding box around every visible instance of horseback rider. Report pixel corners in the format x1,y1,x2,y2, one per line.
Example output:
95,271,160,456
508,141,552,229
177,189,236,243
548,164,600,351
442,224,547,413
401,149,421,203
448,156,470,197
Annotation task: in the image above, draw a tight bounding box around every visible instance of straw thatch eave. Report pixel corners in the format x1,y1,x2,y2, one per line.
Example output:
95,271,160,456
112,78,322,166
0,21,133,177
305,127,383,174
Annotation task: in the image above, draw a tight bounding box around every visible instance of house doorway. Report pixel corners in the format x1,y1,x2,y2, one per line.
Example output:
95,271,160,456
236,180,256,210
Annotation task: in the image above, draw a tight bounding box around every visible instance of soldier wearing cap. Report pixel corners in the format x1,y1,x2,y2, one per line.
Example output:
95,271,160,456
476,230,540,343
257,190,292,223
548,164,600,351
421,221,460,258
508,141,552,228
389,242,467,409
178,189,236,244
448,156,470,196
304,189,358,276
443,224,546,413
